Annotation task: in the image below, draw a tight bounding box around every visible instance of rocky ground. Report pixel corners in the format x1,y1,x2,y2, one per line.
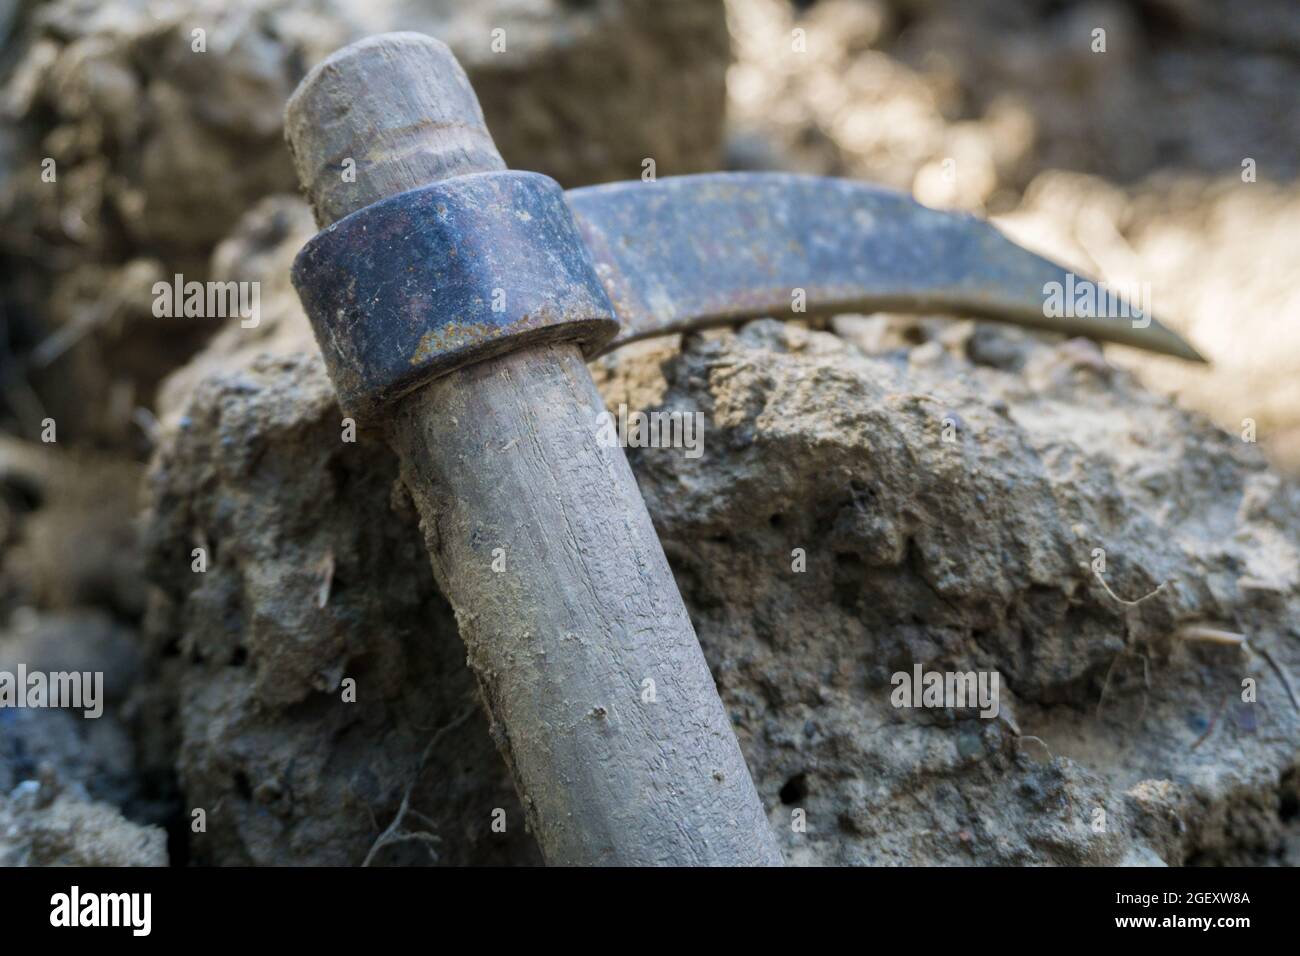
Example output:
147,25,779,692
1,0,1297,865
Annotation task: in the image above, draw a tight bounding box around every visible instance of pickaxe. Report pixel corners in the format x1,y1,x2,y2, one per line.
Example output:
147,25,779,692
284,33,1203,867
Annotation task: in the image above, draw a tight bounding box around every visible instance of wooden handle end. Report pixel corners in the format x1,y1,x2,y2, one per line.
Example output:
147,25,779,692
285,32,507,226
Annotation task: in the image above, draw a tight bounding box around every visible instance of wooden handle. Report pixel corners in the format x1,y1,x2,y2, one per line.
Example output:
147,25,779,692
285,32,507,226
287,33,782,866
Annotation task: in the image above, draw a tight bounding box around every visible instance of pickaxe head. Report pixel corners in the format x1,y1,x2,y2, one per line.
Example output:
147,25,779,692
291,43,1204,421
568,173,1204,364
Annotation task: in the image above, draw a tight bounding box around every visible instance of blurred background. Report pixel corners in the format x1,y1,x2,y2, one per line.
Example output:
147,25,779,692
0,0,1297,866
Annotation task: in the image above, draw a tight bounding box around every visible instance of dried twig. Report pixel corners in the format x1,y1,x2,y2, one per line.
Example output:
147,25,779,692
1172,625,1297,712
315,551,335,609
1250,644,1300,714
361,705,476,867
1173,624,1247,646
1093,569,1167,607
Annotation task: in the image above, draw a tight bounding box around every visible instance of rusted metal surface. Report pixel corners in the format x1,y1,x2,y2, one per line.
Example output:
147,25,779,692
294,169,1203,420
291,170,618,417
567,173,1204,362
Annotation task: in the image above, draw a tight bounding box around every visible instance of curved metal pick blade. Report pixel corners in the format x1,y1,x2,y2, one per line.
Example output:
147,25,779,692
566,173,1205,363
